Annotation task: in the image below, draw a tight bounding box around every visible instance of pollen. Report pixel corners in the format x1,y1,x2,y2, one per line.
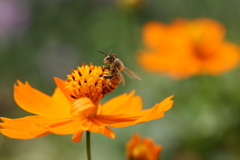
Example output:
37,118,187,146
65,63,108,102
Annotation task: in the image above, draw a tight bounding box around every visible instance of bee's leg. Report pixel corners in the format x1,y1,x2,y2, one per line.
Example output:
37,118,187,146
104,74,115,79
102,65,110,70
102,65,113,79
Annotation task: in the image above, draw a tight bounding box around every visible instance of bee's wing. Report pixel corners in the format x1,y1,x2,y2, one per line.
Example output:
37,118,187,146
123,67,142,80
114,65,125,86
119,72,125,86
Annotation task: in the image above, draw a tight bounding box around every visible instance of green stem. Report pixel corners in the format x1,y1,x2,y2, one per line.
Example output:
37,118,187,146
86,131,92,160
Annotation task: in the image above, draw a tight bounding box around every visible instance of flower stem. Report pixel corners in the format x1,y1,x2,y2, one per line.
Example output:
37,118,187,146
86,131,92,160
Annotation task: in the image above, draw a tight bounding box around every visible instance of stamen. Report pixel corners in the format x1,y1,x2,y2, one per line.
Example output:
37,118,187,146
94,80,98,87
65,64,109,104
71,74,75,81
71,95,77,99
78,70,82,77
78,80,81,86
99,72,104,77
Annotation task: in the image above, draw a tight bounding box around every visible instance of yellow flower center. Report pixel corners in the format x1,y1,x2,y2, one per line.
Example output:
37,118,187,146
187,22,217,61
65,63,109,117
132,144,149,159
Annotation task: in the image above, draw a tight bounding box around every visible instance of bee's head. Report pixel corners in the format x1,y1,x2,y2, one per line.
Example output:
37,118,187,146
103,53,117,64
98,50,117,64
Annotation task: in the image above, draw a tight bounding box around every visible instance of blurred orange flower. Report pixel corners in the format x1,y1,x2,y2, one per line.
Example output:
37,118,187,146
126,134,162,160
0,64,174,142
138,18,240,79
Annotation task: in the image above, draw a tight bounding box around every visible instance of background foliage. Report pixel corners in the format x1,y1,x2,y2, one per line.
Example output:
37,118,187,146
0,0,240,159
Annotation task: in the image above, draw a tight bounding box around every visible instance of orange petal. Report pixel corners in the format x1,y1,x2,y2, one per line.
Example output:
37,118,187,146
72,131,84,142
0,116,50,139
46,118,82,135
135,95,174,123
138,18,240,79
81,118,115,139
107,95,174,128
187,18,225,46
71,97,95,116
126,134,162,160
47,117,115,141
52,87,71,110
14,80,71,118
54,77,74,103
88,123,115,139
142,21,167,49
98,90,142,115
201,42,240,74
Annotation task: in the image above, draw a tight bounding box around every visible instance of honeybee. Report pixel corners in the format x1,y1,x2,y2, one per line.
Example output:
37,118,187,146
98,50,141,94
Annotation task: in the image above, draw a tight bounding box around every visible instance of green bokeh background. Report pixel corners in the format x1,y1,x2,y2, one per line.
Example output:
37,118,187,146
1,0,240,160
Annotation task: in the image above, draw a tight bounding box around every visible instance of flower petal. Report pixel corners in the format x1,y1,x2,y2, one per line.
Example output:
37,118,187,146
126,134,162,160
54,77,74,103
52,87,71,110
46,117,115,141
72,131,84,142
14,80,71,118
46,118,81,135
201,42,240,74
106,95,174,127
71,97,95,116
138,18,240,79
0,116,50,139
87,119,115,139
142,21,167,49
133,95,174,123
89,125,115,139
98,90,142,115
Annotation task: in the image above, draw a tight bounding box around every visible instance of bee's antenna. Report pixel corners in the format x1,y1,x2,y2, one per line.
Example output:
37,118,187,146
98,51,107,56
109,49,112,54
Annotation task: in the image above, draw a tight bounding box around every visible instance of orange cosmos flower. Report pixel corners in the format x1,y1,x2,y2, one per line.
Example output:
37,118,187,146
0,64,173,142
126,134,162,160
138,18,240,79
